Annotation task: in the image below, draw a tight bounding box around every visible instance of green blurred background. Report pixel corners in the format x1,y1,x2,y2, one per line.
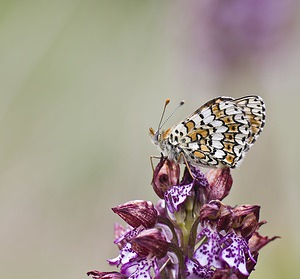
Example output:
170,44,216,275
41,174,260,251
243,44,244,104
0,1,299,278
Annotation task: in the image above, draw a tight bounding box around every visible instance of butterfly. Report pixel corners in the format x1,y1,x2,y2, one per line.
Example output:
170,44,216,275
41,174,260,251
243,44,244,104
149,95,266,168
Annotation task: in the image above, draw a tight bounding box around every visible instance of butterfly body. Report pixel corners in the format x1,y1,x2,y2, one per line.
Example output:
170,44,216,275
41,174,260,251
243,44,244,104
150,96,265,168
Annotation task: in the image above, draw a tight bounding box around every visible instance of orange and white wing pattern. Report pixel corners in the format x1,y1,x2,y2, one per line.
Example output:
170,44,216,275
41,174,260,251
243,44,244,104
167,96,266,168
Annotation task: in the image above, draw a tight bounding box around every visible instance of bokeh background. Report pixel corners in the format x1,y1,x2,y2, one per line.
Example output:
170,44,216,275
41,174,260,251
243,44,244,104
0,1,299,278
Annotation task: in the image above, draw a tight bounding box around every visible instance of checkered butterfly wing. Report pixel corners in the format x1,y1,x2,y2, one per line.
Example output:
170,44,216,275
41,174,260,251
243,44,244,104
234,96,266,147
168,96,265,168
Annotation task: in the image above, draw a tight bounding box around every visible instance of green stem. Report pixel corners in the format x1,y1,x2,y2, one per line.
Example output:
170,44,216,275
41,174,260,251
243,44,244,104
177,197,195,255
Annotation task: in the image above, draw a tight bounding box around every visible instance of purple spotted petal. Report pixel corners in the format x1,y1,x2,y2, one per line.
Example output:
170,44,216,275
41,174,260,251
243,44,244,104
121,257,160,279
114,227,144,244
194,227,223,269
220,232,256,275
189,166,210,189
107,243,138,267
180,166,209,189
186,258,214,279
164,183,194,213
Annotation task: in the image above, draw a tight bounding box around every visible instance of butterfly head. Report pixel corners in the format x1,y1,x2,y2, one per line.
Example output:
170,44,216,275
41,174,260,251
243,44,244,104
149,127,171,146
149,127,159,145
150,99,184,145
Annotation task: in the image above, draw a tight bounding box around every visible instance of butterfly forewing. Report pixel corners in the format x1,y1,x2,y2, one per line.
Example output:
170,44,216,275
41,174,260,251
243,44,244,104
166,96,265,168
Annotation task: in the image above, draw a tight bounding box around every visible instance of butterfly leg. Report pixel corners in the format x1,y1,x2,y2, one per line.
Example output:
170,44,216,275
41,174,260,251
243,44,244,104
150,154,164,172
178,152,195,179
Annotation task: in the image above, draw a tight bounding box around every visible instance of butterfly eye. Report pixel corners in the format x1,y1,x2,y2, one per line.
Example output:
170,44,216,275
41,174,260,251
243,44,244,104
154,132,161,142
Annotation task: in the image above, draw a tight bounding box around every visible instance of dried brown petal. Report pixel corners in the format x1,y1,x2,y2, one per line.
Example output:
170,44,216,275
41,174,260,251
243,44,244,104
112,200,157,229
248,231,280,253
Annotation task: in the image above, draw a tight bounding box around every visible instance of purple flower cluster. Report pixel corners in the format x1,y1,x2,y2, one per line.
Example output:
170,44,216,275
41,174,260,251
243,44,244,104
88,157,278,279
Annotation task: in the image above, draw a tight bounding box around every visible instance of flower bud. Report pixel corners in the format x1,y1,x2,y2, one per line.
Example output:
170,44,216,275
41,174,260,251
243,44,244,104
205,168,233,201
232,205,260,238
233,204,260,221
112,200,157,229
130,228,169,259
152,158,180,198
200,200,222,221
217,204,233,232
200,201,233,232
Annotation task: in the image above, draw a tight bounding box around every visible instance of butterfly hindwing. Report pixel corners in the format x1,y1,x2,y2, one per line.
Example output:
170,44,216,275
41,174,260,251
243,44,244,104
234,95,266,147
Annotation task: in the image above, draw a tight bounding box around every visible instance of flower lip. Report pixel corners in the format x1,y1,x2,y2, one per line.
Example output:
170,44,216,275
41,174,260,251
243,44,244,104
163,164,210,214
185,258,214,278
220,232,255,276
121,257,160,279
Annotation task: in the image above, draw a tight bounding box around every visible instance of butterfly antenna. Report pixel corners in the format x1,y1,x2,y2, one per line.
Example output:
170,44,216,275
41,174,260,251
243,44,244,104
159,100,185,131
157,99,170,132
